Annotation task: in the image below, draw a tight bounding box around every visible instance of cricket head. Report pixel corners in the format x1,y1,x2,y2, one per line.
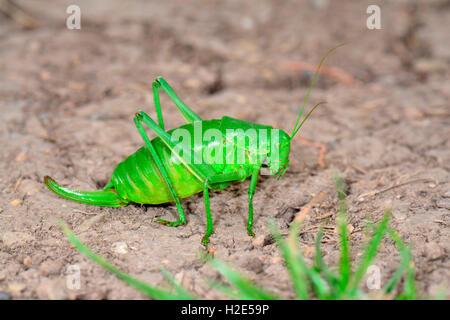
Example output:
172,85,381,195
263,129,291,179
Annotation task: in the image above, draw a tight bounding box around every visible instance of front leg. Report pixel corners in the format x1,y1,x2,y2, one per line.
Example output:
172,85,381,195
247,166,261,237
201,170,249,247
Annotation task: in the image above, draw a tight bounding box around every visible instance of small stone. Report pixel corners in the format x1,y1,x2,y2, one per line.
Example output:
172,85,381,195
10,199,22,207
303,246,315,258
112,242,128,254
347,224,355,234
15,151,28,162
270,256,282,264
443,191,450,198
252,235,265,247
0,291,11,300
252,234,273,247
235,95,247,104
40,70,50,81
0,208,3,213
0,271,7,281
428,183,436,188
184,78,201,89
23,256,32,268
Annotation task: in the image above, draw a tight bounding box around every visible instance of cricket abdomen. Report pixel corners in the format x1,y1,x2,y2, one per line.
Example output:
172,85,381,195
108,121,226,204
109,144,204,204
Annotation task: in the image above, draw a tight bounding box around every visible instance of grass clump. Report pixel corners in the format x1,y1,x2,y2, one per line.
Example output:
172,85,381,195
62,175,416,300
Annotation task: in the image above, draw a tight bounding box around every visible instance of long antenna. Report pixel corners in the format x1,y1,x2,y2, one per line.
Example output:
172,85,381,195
291,101,326,138
290,43,345,139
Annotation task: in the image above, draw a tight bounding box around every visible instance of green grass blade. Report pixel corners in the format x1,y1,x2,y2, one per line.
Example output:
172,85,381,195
333,174,351,292
402,250,417,300
208,258,278,300
337,209,350,292
270,222,309,299
288,226,330,299
205,278,250,300
305,266,331,300
160,268,194,299
390,231,416,300
314,225,340,297
348,212,390,294
383,228,411,294
61,222,194,300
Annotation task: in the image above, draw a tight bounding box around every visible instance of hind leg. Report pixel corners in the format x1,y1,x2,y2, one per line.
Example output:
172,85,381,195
133,113,186,226
150,77,202,131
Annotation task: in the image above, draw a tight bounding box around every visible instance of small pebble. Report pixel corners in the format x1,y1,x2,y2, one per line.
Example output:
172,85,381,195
252,234,273,247
270,256,282,264
347,224,355,234
443,191,450,198
10,199,22,207
15,151,28,162
23,256,32,268
40,70,50,81
303,246,315,258
111,242,128,254
208,247,216,257
184,78,201,89
252,235,265,247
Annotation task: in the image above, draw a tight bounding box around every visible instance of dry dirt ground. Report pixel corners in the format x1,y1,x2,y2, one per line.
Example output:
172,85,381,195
0,0,449,299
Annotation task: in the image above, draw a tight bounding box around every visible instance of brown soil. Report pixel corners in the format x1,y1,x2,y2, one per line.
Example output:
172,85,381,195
0,0,448,299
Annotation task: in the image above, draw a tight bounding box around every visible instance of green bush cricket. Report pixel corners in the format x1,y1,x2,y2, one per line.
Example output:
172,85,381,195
45,45,342,246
